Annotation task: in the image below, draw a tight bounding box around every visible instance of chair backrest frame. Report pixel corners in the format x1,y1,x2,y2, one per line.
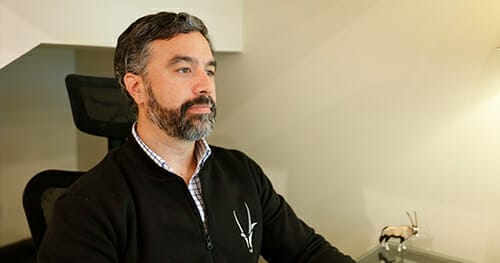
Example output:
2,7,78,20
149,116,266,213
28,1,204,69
65,74,135,150
22,169,83,249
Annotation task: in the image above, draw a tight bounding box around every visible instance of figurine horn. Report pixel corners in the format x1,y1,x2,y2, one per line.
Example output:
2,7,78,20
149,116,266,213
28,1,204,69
406,211,415,226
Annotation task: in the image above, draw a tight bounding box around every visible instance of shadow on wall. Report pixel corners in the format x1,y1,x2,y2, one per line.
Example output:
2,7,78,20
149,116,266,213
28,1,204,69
0,44,115,246
0,45,77,246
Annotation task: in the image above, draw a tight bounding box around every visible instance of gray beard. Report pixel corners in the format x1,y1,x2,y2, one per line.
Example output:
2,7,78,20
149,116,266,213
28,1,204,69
145,84,216,141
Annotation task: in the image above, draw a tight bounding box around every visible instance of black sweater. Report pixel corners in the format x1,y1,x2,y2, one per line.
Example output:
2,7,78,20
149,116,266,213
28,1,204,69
38,138,355,263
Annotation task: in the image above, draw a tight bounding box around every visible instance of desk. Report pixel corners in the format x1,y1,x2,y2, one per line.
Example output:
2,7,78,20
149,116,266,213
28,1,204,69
357,245,472,263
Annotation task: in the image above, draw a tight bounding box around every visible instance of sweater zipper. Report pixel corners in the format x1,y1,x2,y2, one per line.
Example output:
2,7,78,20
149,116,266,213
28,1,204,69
199,170,217,263
174,176,216,261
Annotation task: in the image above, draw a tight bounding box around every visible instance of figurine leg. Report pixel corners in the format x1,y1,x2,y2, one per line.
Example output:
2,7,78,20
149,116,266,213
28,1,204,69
401,241,407,251
383,237,390,250
397,237,406,252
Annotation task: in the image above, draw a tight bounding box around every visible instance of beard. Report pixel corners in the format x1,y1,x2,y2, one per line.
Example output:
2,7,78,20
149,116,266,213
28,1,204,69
144,82,216,141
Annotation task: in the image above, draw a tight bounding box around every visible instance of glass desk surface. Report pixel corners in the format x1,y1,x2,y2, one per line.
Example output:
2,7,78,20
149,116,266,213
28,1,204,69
356,245,473,263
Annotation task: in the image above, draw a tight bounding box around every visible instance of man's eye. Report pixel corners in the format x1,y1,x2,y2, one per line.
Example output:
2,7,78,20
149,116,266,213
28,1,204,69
206,70,216,77
177,68,191,74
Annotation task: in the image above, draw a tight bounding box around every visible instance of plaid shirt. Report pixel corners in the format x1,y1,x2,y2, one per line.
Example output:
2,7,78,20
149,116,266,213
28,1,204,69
131,123,211,230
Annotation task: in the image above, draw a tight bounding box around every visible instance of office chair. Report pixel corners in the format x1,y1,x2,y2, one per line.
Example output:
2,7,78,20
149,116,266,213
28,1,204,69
22,170,84,249
0,238,36,263
65,74,136,150
22,74,135,250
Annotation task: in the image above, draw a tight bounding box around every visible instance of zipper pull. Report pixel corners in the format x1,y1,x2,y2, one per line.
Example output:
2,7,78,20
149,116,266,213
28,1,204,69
206,235,214,250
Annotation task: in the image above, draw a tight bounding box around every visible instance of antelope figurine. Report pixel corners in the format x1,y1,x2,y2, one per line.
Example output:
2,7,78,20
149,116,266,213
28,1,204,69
379,211,419,252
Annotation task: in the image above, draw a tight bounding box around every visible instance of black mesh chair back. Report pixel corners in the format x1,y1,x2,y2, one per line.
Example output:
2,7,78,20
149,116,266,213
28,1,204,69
21,75,135,251
22,170,83,250
65,74,136,150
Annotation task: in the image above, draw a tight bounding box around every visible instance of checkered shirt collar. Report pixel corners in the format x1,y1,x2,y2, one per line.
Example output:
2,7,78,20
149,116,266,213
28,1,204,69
131,122,212,177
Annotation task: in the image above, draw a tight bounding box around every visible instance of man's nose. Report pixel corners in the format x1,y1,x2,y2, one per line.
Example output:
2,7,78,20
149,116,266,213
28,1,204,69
193,69,215,95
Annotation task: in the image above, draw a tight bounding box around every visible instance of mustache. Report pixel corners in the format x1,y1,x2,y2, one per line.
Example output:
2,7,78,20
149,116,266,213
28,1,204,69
180,95,216,114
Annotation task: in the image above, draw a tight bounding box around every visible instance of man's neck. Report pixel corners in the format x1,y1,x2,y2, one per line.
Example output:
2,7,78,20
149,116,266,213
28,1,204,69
136,120,197,184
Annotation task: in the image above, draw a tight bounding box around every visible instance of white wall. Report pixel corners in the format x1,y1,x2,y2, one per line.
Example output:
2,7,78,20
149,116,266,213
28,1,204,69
210,0,500,262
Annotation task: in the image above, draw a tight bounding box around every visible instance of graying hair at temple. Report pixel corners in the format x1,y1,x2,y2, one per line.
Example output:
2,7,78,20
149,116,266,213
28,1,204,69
113,12,214,112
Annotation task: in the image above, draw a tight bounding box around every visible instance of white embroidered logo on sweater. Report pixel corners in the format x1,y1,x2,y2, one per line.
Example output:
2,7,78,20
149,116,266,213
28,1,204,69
232,202,258,253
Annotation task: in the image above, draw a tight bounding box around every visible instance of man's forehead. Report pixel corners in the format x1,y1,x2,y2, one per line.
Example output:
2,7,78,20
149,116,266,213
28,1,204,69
149,34,214,63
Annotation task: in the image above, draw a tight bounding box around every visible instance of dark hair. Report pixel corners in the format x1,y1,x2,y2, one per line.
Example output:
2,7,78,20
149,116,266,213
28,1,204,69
113,12,213,109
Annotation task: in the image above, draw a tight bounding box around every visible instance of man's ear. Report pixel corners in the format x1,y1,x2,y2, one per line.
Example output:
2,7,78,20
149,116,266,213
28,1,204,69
124,73,146,105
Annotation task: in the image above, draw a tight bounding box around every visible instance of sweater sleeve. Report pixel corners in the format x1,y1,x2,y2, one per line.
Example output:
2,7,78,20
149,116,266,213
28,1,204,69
37,193,120,263
250,160,355,263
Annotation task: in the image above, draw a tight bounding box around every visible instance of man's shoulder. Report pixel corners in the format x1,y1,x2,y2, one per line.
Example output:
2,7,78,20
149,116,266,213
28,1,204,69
210,145,257,166
63,151,129,201
208,145,253,163
207,145,265,176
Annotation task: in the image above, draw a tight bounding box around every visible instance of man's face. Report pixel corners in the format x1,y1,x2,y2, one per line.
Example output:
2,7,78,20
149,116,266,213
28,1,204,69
140,32,217,141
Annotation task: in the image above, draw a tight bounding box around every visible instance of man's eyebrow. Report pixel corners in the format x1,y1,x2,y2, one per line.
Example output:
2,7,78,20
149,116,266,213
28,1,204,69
168,55,196,66
208,60,217,69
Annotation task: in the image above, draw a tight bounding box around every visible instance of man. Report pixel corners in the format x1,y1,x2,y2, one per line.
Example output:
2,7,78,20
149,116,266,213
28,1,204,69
38,12,355,262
